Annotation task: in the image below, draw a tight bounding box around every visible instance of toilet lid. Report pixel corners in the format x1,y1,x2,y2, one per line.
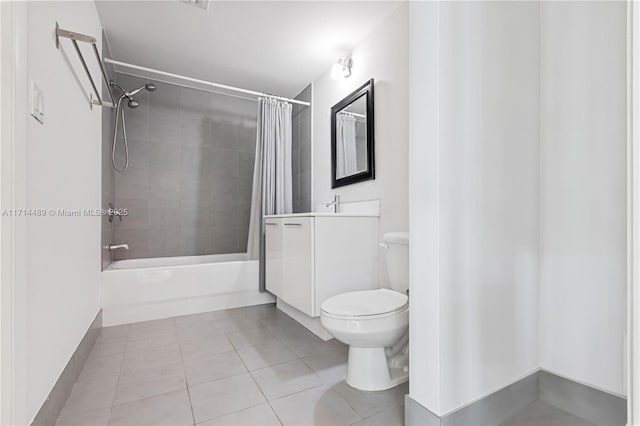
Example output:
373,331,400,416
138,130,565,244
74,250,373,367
321,289,408,317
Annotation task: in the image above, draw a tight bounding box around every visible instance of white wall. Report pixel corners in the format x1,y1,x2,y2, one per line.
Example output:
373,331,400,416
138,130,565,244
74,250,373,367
409,1,540,415
1,2,29,423
539,1,628,397
408,1,442,414
410,0,628,415
22,2,103,422
312,4,408,288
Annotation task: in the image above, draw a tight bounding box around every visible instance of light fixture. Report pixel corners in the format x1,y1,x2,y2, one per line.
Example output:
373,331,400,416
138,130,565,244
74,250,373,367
331,57,353,80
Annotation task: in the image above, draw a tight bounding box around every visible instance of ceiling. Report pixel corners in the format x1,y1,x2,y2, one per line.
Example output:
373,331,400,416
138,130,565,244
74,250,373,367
96,1,403,98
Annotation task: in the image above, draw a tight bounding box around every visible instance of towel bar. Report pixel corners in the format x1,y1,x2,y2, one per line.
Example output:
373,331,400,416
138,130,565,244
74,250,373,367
55,22,115,109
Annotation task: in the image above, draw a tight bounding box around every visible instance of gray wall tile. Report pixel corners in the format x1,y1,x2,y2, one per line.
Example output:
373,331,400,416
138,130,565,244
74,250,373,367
181,88,212,118
211,148,240,177
149,81,182,114
212,121,239,150
299,171,312,214
147,199,180,229
149,110,182,143
113,228,149,260
212,227,238,254
101,229,113,271
149,143,181,172
238,125,257,153
148,226,181,258
114,138,151,171
111,73,257,259
211,202,239,229
292,84,312,213
122,108,149,141
181,116,213,146
115,167,150,199
113,197,149,230
149,169,181,201
239,150,256,177
181,228,214,255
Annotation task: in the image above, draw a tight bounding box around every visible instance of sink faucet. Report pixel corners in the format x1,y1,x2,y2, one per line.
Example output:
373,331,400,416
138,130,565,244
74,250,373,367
108,243,129,251
325,194,341,213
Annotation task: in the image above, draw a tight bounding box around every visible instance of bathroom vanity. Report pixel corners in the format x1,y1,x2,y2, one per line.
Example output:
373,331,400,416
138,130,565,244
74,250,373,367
264,213,379,339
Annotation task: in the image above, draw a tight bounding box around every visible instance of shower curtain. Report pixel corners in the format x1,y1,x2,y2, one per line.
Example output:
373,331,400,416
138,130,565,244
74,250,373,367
336,112,358,178
247,98,293,262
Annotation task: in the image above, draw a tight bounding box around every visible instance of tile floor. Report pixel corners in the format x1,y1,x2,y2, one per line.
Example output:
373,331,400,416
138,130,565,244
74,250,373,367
501,400,595,426
55,304,407,426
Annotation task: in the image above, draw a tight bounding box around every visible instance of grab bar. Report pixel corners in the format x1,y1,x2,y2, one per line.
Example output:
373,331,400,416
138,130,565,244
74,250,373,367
55,23,115,109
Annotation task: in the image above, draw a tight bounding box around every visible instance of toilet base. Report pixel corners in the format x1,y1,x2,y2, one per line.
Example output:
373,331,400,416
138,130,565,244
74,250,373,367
346,346,409,391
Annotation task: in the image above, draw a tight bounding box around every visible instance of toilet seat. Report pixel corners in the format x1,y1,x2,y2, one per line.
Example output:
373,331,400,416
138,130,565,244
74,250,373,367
321,288,408,319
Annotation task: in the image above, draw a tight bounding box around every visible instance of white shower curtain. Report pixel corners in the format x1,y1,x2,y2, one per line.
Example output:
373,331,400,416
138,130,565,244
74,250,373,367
247,98,293,260
336,112,358,178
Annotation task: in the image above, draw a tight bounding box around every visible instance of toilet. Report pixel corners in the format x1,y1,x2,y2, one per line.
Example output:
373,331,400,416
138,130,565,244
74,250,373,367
320,232,409,391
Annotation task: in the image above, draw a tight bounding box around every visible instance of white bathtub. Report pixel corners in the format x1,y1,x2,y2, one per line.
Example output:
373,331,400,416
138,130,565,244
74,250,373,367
101,253,274,326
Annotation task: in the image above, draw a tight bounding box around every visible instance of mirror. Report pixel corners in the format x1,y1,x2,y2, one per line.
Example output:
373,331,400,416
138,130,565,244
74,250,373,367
331,79,374,188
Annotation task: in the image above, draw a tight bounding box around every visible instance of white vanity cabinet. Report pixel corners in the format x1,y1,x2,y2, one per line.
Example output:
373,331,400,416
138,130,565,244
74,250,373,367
265,213,378,318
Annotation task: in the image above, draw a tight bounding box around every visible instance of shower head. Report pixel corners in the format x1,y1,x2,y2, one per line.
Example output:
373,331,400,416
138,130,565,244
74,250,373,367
111,81,157,109
127,83,157,97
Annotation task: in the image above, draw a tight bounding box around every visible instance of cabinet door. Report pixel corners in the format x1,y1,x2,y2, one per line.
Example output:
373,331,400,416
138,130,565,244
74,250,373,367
282,218,315,316
265,219,283,297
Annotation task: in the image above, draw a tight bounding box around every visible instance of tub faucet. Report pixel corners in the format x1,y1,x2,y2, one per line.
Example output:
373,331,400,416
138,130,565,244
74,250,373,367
108,243,129,251
325,194,340,213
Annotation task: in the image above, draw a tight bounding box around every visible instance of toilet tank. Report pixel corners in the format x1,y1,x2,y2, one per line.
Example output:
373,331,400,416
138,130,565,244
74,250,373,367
383,232,409,293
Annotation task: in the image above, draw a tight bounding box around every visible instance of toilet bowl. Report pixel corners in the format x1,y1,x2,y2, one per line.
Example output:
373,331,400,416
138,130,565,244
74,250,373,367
320,232,409,391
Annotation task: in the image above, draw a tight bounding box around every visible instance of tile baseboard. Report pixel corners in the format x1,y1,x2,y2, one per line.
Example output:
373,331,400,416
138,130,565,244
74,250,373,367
30,310,102,426
539,370,627,426
405,372,538,426
405,370,626,426
405,395,442,426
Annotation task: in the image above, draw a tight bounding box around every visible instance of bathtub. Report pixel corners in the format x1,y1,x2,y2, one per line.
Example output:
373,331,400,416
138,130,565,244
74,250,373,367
101,253,274,326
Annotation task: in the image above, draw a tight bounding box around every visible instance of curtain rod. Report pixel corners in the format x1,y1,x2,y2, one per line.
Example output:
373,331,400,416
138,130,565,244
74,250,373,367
117,70,260,104
104,58,311,107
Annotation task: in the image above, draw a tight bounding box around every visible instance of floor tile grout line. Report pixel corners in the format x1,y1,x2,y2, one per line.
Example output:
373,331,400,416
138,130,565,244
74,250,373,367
238,351,286,426
239,353,302,373
266,399,286,426
57,326,131,423
299,357,330,383
107,323,131,423
174,316,198,426
109,327,190,419
61,306,382,426
247,361,327,404
191,346,278,426
111,385,190,409
185,365,249,388
194,400,271,426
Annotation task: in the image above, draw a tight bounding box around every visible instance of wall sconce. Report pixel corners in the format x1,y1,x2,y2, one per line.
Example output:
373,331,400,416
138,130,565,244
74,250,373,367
331,57,353,80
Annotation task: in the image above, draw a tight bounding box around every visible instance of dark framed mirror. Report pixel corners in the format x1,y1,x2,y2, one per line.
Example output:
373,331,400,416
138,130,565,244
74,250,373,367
331,78,374,188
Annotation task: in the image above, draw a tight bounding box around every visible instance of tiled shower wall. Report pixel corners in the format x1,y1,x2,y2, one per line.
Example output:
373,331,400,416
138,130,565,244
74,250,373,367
101,33,116,270
292,84,312,213
110,74,257,260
